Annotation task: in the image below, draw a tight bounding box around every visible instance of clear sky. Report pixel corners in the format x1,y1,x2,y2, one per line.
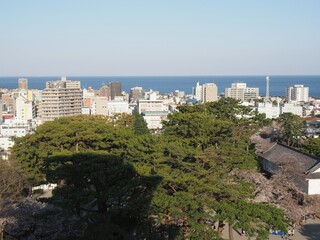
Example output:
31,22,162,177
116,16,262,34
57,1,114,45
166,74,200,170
0,0,319,76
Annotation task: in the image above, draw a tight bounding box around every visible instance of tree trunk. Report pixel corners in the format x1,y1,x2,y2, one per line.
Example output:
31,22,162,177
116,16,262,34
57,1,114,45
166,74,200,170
75,132,79,152
183,216,188,240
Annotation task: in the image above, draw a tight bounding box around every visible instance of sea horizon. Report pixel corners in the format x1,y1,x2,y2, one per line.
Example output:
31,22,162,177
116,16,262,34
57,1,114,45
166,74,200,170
1,75,320,97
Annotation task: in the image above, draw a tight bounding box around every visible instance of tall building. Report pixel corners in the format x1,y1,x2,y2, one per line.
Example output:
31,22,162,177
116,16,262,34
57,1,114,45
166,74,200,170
286,85,309,102
95,97,108,116
14,95,35,120
18,78,28,91
0,99,2,123
99,85,110,99
40,76,83,122
192,82,202,101
129,86,144,102
201,83,218,103
107,82,122,100
225,82,259,101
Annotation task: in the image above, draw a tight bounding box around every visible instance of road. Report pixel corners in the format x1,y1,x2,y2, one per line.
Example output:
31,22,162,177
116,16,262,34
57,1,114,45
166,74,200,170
221,218,320,240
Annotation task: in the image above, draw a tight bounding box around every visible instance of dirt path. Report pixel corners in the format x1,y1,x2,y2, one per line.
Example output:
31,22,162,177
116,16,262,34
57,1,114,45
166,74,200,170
221,218,320,240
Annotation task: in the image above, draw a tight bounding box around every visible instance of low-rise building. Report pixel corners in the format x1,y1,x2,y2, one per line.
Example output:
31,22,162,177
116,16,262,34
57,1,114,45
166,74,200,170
107,98,130,116
261,143,320,195
138,99,164,114
280,103,303,117
142,111,169,130
256,102,280,119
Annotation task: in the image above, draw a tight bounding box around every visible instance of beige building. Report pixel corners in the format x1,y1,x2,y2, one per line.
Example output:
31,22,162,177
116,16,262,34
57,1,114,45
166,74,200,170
201,83,218,103
95,97,108,115
225,83,259,101
138,99,164,113
18,78,28,91
40,76,83,122
14,95,35,120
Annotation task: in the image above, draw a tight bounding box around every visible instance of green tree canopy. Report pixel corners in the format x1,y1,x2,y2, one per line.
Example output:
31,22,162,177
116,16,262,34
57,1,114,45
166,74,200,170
132,112,150,135
10,102,289,239
277,113,305,147
302,137,320,156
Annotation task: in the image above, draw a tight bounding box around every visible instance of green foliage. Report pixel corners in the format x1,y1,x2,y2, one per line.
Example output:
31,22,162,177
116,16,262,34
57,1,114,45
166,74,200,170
215,200,288,239
277,113,305,147
11,115,133,184
177,98,252,121
45,151,162,239
253,113,272,126
11,100,289,239
132,112,150,135
302,137,320,156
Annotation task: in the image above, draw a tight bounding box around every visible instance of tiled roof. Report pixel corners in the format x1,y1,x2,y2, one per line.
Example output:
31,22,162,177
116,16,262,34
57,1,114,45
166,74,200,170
261,143,320,192
261,143,320,174
306,172,320,179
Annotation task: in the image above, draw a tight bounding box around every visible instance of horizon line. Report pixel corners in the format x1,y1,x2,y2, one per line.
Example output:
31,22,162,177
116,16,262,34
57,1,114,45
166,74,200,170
1,74,320,78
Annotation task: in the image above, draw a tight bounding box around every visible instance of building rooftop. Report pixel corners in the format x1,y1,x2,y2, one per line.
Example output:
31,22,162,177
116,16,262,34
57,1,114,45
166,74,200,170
262,143,320,173
142,111,169,115
261,143,320,192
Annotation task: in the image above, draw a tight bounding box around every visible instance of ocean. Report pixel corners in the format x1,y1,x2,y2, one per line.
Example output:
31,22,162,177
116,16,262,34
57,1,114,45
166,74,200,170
0,75,319,97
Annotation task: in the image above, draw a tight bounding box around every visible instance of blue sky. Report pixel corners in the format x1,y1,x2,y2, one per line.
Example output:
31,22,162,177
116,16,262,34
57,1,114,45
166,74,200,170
0,0,319,76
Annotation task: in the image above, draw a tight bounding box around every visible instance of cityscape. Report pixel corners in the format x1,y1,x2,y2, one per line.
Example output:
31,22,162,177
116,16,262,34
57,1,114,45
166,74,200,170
0,76,318,157
1,75,319,239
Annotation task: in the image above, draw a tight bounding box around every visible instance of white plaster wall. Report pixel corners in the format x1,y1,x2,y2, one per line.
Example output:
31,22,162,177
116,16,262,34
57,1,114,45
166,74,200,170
0,137,14,151
281,104,303,117
143,115,163,129
256,103,280,119
308,179,320,195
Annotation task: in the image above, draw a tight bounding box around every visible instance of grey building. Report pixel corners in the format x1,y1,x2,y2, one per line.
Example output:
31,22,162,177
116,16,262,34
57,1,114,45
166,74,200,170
108,82,122,100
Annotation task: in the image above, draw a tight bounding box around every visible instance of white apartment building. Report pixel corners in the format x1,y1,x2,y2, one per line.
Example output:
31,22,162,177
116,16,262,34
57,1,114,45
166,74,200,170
0,119,31,151
256,102,304,119
286,85,309,102
138,93,168,130
0,137,14,153
41,77,83,122
192,82,202,101
280,103,303,117
225,83,259,101
142,111,169,130
0,125,28,138
138,99,164,113
14,95,35,120
256,102,280,119
107,98,130,116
